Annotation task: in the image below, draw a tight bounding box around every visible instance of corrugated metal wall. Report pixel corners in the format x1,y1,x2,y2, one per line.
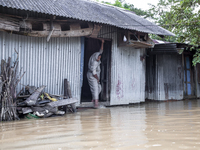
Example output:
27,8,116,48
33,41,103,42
0,25,147,106
194,67,200,98
98,26,146,105
146,53,183,100
0,31,81,103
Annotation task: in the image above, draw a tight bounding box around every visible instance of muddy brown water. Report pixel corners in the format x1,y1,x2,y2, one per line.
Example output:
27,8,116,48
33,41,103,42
1,100,200,150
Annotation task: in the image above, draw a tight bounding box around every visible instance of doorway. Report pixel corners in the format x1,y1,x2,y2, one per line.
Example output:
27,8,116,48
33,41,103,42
81,38,111,102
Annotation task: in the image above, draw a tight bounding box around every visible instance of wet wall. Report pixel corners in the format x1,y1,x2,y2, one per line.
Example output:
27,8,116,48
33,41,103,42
98,26,146,105
146,52,183,100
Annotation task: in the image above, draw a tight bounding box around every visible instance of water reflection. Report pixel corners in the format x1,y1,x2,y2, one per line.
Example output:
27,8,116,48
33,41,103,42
0,100,200,149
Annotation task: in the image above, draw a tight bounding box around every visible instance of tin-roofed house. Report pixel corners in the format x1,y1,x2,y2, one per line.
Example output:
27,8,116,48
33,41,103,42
0,0,174,106
146,41,200,101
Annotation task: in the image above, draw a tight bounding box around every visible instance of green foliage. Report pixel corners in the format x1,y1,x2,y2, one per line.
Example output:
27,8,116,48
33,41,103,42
147,0,200,65
113,0,122,7
101,1,112,5
123,3,130,9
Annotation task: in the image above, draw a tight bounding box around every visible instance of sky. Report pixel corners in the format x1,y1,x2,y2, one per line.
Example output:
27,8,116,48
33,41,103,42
104,0,159,10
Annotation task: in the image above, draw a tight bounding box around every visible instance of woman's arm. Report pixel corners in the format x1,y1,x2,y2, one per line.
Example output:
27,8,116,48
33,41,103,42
101,39,104,50
99,39,104,53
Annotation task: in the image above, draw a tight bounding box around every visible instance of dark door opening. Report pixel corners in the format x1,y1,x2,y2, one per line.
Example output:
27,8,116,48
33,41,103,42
81,38,111,102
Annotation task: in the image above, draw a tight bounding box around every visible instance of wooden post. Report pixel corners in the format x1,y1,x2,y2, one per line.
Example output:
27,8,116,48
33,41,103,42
64,79,69,98
63,79,75,112
63,79,68,112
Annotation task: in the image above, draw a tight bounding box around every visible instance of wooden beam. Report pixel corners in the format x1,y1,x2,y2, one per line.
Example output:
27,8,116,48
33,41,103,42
0,16,20,31
89,24,102,38
28,28,93,37
0,24,19,31
0,14,96,38
127,40,154,48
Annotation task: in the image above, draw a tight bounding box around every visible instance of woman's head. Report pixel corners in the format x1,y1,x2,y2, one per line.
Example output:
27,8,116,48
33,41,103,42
96,54,101,61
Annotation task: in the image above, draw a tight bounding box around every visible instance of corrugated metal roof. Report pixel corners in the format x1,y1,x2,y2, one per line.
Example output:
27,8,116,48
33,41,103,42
0,0,175,36
152,44,178,53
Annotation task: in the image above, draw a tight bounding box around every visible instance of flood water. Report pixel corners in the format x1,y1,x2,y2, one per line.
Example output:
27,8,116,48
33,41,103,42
1,100,200,150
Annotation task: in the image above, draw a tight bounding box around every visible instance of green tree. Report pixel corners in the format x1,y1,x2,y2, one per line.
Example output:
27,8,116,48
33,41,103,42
147,0,200,65
113,0,122,7
123,3,130,9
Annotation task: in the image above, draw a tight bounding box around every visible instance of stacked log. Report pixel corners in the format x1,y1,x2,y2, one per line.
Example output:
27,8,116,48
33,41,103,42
0,53,25,121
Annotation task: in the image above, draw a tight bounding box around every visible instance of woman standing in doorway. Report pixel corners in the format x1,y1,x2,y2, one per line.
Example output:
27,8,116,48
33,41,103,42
87,39,104,108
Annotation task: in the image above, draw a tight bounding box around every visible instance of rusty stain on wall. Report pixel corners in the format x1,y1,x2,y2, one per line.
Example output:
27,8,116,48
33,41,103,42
116,79,123,99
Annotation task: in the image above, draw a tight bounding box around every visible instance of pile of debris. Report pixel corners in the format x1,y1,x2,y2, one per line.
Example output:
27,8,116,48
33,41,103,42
16,85,77,119
0,53,77,121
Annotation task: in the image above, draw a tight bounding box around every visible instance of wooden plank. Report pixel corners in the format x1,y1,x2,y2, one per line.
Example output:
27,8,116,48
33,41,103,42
89,24,101,38
28,28,93,37
0,20,18,26
25,86,46,106
0,14,94,37
127,40,154,48
22,107,33,114
47,98,78,107
0,23,19,31
17,95,30,98
0,15,20,31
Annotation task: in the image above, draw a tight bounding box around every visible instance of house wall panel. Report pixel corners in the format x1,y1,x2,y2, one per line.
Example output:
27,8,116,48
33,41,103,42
0,31,81,103
99,26,146,105
146,53,183,100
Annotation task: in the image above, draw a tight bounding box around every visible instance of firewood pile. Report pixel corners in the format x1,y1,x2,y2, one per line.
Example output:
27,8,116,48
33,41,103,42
0,53,25,121
0,53,77,121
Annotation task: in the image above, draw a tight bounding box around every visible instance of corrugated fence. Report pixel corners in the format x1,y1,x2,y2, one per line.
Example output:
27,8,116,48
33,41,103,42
0,31,81,103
